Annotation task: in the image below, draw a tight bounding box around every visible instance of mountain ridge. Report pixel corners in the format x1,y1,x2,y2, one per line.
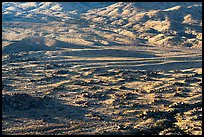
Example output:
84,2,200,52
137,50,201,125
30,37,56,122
2,2,202,53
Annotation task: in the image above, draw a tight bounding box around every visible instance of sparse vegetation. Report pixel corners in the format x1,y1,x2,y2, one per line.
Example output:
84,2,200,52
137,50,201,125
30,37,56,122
2,2,202,135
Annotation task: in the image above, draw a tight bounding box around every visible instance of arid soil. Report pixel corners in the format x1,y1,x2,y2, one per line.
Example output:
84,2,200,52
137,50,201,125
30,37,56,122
2,45,202,135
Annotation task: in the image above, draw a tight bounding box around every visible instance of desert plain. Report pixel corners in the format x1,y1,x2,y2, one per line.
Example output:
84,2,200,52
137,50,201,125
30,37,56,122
2,2,202,135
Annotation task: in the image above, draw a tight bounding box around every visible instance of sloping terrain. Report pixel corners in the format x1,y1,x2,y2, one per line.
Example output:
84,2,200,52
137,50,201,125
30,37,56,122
2,2,114,22
2,2,202,51
83,2,202,48
2,36,96,54
2,2,202,135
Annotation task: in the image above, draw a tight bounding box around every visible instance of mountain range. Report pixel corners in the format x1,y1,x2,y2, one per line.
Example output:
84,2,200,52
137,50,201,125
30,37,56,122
2,2,202,53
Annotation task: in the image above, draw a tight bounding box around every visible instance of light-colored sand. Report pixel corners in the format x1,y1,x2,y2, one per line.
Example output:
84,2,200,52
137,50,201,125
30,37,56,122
2,44,202,135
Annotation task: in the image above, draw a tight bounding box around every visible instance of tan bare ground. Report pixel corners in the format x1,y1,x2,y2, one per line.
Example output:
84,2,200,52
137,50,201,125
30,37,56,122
2,45,202,135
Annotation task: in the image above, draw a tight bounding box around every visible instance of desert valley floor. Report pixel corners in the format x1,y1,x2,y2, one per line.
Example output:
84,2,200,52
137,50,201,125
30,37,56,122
2,44,202,135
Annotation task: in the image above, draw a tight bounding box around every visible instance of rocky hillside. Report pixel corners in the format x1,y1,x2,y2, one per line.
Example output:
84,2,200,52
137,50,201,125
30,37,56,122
2,2,202,52
2,2,114,22
83,2,202,48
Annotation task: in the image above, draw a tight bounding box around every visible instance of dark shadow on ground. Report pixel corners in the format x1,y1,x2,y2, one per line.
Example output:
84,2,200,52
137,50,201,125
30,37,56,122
2,36,96,54
2,92,104,124
109,61,202,71
61,49,157,58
